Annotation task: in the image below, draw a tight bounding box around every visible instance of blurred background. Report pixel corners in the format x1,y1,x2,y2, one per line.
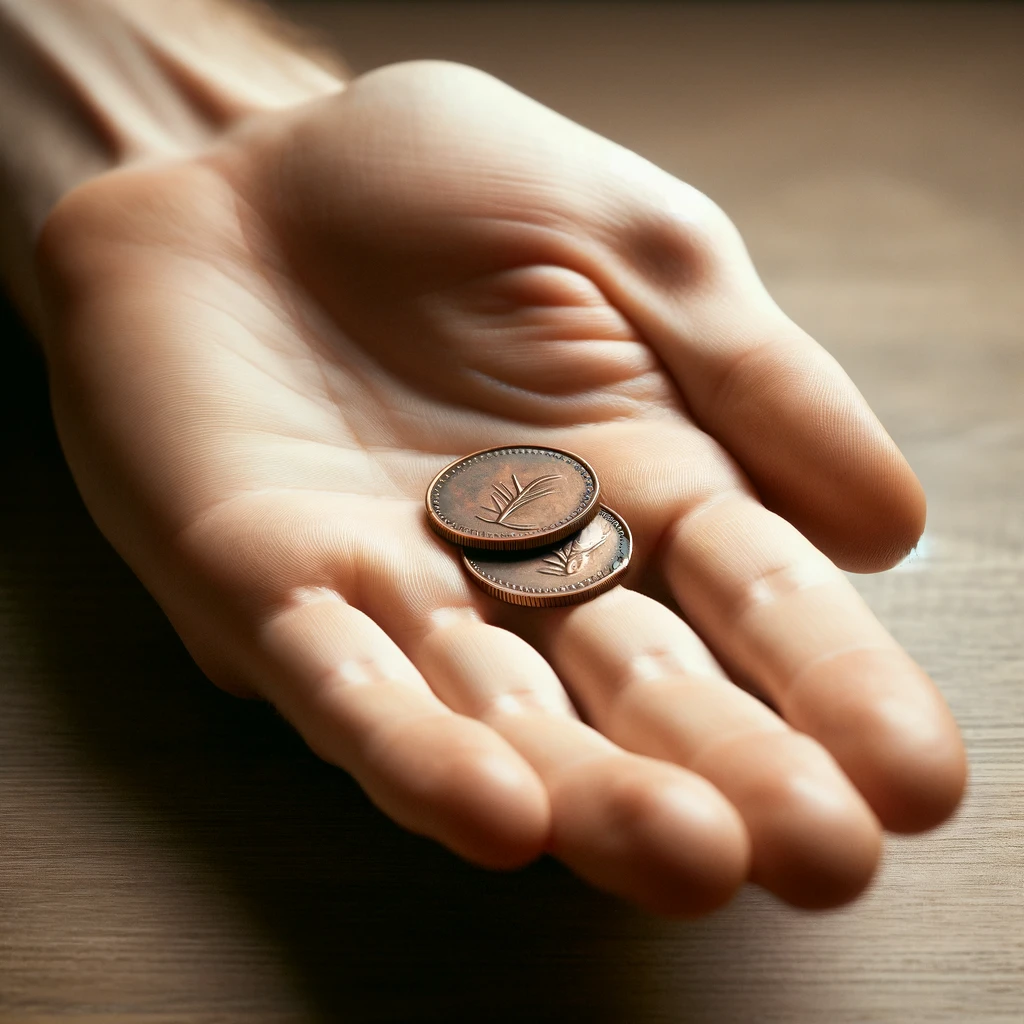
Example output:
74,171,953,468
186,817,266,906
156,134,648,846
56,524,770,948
1,3,1021,1022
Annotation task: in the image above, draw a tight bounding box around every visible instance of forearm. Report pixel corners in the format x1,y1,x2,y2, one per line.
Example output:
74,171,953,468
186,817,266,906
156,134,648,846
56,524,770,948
0,0,345,329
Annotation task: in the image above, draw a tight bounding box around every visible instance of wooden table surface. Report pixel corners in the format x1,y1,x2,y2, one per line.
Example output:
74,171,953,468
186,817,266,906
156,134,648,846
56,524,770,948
2,3,1022,1021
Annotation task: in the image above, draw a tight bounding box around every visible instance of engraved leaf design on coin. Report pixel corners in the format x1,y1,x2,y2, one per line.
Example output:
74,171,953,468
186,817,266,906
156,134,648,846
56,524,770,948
538,519,610,576
476,473,562,530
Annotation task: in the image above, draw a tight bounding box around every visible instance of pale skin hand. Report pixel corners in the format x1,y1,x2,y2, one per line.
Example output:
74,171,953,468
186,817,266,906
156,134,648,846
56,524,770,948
33,58,966,915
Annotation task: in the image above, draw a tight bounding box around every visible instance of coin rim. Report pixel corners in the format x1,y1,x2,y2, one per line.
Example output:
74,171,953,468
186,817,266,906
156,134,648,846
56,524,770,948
425,445,602,551
460,504,632,607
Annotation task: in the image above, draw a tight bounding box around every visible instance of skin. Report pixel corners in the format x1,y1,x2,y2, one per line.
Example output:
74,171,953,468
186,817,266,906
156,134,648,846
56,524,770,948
6,10,967,915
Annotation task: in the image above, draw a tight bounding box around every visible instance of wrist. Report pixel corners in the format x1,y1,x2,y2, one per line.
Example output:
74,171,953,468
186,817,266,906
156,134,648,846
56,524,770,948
96,0,347,124
0,0,345,328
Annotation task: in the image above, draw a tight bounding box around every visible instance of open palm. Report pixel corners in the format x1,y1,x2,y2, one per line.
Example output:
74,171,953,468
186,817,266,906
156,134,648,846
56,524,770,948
38,62,965,914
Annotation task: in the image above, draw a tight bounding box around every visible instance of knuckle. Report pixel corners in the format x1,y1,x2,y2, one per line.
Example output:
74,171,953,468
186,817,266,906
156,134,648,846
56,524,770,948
604,768,666,831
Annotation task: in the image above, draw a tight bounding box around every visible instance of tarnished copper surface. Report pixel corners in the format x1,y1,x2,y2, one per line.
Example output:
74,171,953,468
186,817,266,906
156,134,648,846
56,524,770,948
462,505,631,607
425,445,600,551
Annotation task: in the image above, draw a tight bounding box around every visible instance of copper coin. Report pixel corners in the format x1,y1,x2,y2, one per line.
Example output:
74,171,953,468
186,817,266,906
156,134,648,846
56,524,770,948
462,505,632,607
425,445,600,551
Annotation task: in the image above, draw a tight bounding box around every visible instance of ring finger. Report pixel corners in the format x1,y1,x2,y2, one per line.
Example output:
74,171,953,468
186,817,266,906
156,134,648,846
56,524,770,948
411,608,750,916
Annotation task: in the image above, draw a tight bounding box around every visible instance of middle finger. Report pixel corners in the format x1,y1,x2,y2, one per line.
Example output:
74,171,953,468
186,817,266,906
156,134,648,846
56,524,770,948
531,586,882,908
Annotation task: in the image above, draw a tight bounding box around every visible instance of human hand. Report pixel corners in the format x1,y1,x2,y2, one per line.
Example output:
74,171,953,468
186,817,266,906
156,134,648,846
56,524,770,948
37,61,965,914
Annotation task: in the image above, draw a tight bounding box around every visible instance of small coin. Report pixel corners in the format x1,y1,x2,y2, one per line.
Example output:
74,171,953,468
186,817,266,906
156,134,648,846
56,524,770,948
425,445,600,551
462,505,632,607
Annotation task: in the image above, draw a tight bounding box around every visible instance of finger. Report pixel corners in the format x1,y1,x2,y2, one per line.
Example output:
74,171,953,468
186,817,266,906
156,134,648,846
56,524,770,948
531,587,882,909
413,612,749,917
588,176,925,571
254,588,550,869
663,492,967,832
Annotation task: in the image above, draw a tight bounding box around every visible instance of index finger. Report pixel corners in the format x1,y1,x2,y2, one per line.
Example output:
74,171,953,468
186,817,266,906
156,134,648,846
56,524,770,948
662,490,966,832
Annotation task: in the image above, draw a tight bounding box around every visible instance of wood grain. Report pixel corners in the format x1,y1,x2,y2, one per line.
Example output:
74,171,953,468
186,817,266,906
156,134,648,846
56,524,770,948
1,3,1022,1021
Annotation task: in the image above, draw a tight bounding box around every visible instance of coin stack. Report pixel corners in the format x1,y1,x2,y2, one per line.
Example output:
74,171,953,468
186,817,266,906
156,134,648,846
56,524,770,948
425,445,632,607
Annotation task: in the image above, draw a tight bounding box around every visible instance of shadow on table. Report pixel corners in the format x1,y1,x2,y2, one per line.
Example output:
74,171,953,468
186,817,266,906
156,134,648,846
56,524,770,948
1,300,759,1023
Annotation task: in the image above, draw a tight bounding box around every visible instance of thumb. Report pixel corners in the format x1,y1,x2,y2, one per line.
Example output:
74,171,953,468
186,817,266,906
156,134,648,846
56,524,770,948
587,172,925,572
